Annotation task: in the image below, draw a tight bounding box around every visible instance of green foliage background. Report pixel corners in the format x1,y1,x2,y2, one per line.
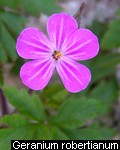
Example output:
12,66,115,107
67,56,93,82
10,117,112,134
0,0,120,149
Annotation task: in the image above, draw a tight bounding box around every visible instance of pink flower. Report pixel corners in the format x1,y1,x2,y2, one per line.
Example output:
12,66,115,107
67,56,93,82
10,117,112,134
16,13,99,93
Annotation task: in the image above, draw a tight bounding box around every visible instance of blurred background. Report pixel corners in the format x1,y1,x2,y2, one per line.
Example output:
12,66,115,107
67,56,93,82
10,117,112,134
0,0,120,142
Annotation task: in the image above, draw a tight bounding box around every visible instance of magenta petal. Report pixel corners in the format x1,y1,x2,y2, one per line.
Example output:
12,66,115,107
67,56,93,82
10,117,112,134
16,27,52,59
62,29,99,61
20,59,55,90
56,58,91,93
47,13,78,49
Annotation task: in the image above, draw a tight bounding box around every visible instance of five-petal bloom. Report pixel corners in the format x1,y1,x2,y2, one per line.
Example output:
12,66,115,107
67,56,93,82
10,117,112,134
16,13,99,93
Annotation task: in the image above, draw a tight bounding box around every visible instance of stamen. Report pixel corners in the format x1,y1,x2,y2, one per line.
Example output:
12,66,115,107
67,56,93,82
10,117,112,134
52,50,62,60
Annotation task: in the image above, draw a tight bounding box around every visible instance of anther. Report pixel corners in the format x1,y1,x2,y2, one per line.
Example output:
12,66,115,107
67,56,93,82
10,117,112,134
52,50,62,60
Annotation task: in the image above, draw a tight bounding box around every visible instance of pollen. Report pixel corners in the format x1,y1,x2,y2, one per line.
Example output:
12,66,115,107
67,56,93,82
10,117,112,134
52,50,62,60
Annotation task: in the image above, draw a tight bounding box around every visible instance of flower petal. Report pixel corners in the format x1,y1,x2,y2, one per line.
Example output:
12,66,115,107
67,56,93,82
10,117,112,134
20,59,55,90
16,27,52,59
56,58,91,93
47,13,78,49
62,29,99,61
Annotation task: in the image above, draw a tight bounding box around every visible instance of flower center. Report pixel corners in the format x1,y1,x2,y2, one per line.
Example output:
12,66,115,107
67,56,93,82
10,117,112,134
52,50,62,60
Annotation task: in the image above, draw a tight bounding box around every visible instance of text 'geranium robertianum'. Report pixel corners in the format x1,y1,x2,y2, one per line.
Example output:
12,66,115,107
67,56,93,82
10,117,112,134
16,13,99,93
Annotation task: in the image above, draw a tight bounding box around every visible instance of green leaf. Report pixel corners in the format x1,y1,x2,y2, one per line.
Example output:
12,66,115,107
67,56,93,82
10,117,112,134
0,12,27,38
0,114,29,128
0,12,27,63
0,125,68,150
101,17,120,49
89,78,119,114
63,129,101,140
3,87,46,121
53,98,101,129
0,114,34,150
0,23,17,61
10,58,24,74
33,124,53,140
41,84,69,109
0,114,69,149
34,125,69,140
97,126,116,140
87,52,120,83
50,126,69,140
0,0,20,10
89,20,107,41
0,0,61,16
0,43,7,63
22,0,61,16
0,126,34,150
63,127,116,140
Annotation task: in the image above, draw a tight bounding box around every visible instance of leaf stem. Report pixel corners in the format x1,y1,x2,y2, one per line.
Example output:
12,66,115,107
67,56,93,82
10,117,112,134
74,2,86,28
0,88,8,116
